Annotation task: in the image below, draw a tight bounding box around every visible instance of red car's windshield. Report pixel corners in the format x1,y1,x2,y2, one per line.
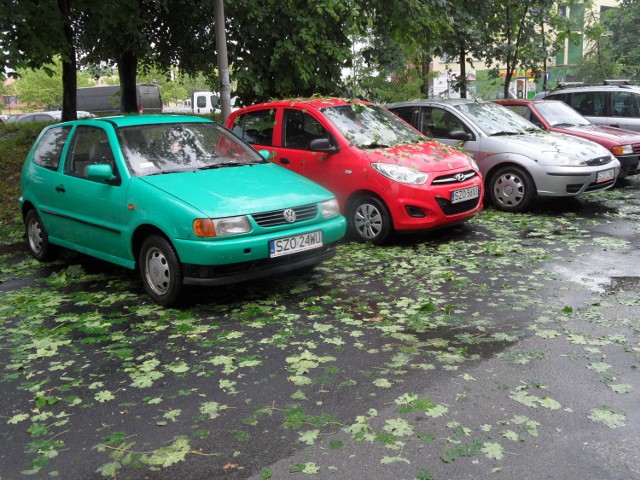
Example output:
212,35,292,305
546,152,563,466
321,103,424,148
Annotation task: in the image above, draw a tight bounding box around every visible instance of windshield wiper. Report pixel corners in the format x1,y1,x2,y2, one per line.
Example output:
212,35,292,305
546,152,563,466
198,162,245,170
360,142,391,149
490,131,520,136
553,122,577,127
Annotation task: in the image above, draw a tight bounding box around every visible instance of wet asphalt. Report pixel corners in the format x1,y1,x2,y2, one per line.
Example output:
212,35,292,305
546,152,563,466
1,178,640,480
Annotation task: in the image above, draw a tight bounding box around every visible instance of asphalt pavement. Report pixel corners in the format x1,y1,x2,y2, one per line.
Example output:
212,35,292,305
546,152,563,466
1,178,640,480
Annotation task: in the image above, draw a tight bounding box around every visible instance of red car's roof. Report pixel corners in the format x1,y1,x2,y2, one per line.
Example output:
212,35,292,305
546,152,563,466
240,97,371,111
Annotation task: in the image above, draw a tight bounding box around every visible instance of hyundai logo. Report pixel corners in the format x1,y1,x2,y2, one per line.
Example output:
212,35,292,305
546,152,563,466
283,209,297,223
455,173,467,182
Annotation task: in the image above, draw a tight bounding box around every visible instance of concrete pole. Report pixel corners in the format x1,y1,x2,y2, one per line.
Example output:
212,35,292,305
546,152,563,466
214,0,231,122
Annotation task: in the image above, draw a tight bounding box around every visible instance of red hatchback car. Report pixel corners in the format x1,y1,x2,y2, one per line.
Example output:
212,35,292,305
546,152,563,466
496,99,640,179
225,98,483,244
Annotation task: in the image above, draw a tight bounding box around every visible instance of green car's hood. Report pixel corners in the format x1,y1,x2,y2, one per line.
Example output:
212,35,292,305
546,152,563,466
139,163,332,217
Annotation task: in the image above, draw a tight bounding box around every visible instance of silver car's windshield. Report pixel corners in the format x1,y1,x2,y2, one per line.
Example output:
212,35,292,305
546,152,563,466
535,101,591,127
454,102,541,136
118,122,265,177
321,103,424,148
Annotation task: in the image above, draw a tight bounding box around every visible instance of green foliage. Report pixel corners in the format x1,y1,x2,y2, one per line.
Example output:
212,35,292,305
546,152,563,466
226,0,352,103
602,0,640,80
0,123,45,238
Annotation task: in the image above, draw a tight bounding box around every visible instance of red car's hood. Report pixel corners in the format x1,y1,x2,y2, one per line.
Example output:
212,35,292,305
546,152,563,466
558,124,640,144
361,141,474,172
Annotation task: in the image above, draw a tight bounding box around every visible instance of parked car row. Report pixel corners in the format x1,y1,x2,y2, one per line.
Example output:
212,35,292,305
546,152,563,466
18,94,633,306
4,111,95,123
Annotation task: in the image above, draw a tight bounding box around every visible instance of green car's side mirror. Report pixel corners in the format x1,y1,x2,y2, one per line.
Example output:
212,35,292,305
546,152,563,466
86,164,116,183
258,149,272,160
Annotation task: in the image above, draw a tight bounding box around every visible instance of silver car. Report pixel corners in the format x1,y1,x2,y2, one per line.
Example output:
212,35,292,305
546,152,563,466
388,99,621,212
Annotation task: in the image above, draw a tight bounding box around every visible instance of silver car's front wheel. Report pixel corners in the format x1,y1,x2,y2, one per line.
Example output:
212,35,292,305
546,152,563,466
488,166,535,212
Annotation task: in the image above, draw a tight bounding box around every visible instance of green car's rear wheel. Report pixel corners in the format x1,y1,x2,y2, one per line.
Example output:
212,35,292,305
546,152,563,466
25,209,58,261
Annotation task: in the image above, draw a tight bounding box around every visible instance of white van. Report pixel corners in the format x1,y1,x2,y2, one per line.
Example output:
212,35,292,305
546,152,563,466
190,91,219,114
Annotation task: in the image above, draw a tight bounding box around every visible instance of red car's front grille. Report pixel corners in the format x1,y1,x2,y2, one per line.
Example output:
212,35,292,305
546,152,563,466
632,144,640,154
435,197,481,216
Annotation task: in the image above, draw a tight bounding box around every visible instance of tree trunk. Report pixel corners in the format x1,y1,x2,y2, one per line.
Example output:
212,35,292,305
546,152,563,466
58,0,77,121
118,51,138,113
459,43,467,99
420,52,431,98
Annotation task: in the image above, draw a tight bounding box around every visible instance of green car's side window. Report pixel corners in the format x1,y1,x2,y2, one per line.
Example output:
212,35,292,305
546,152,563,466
33,126,72,171
64,126,119,182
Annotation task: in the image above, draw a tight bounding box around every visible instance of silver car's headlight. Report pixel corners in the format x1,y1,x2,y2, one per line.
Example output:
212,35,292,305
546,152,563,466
540,151,586,167
371,162,428,184
321,199,340,218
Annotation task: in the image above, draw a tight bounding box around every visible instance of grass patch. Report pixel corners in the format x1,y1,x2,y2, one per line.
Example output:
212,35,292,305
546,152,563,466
0,123,43,241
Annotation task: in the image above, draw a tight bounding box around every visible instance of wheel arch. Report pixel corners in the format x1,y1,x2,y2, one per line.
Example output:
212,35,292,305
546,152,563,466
483,157,538,192
131,224,172,268
345,189,390,215
21,200,36,220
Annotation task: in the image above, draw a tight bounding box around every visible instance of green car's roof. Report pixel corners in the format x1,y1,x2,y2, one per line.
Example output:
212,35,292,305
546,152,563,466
65,114,214,128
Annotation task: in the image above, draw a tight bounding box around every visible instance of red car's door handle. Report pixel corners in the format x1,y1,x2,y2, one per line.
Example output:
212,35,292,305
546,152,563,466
278,158,290,165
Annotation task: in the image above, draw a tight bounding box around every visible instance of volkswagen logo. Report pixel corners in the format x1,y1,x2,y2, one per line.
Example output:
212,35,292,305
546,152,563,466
283,209,297,223
455,173,467,182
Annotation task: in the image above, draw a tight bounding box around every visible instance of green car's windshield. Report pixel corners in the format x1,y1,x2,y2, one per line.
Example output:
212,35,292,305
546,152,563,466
321,103,425,148
117,122,265,177
454,101,541,136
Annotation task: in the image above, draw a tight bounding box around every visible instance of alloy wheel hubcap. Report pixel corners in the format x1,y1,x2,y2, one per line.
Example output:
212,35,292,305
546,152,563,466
494,173,524,206
28,219,43,254
145,247,171,296
354,204,383,240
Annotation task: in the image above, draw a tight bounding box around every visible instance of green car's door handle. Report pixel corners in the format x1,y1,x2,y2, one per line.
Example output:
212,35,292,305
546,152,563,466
55,185,66,193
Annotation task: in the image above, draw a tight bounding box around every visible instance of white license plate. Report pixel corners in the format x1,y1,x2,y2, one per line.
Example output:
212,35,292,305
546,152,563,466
269,231,323,258
596,168,615,183
451,185,480,204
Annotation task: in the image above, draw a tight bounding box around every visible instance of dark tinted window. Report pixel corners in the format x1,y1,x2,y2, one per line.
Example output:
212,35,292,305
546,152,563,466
232,109,276,146
33,127,71,170
283,109,333,150
612,91,640,117
568,91,607,116
389,106,415,124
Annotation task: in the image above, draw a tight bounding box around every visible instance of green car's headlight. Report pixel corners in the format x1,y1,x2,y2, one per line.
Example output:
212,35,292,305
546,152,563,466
193,216,252,237
371,162,428,184
322,199,340,218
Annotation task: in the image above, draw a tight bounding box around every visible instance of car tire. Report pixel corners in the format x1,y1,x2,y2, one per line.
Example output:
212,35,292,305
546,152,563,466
488,165,536,212
25,209,58,261
348,195,393,244
139,235,184,306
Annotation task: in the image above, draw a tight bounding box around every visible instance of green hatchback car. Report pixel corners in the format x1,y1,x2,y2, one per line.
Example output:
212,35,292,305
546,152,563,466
20,115,346,305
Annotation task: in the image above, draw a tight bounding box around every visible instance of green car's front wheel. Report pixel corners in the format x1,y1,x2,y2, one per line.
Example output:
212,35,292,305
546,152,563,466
139,235,184,306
